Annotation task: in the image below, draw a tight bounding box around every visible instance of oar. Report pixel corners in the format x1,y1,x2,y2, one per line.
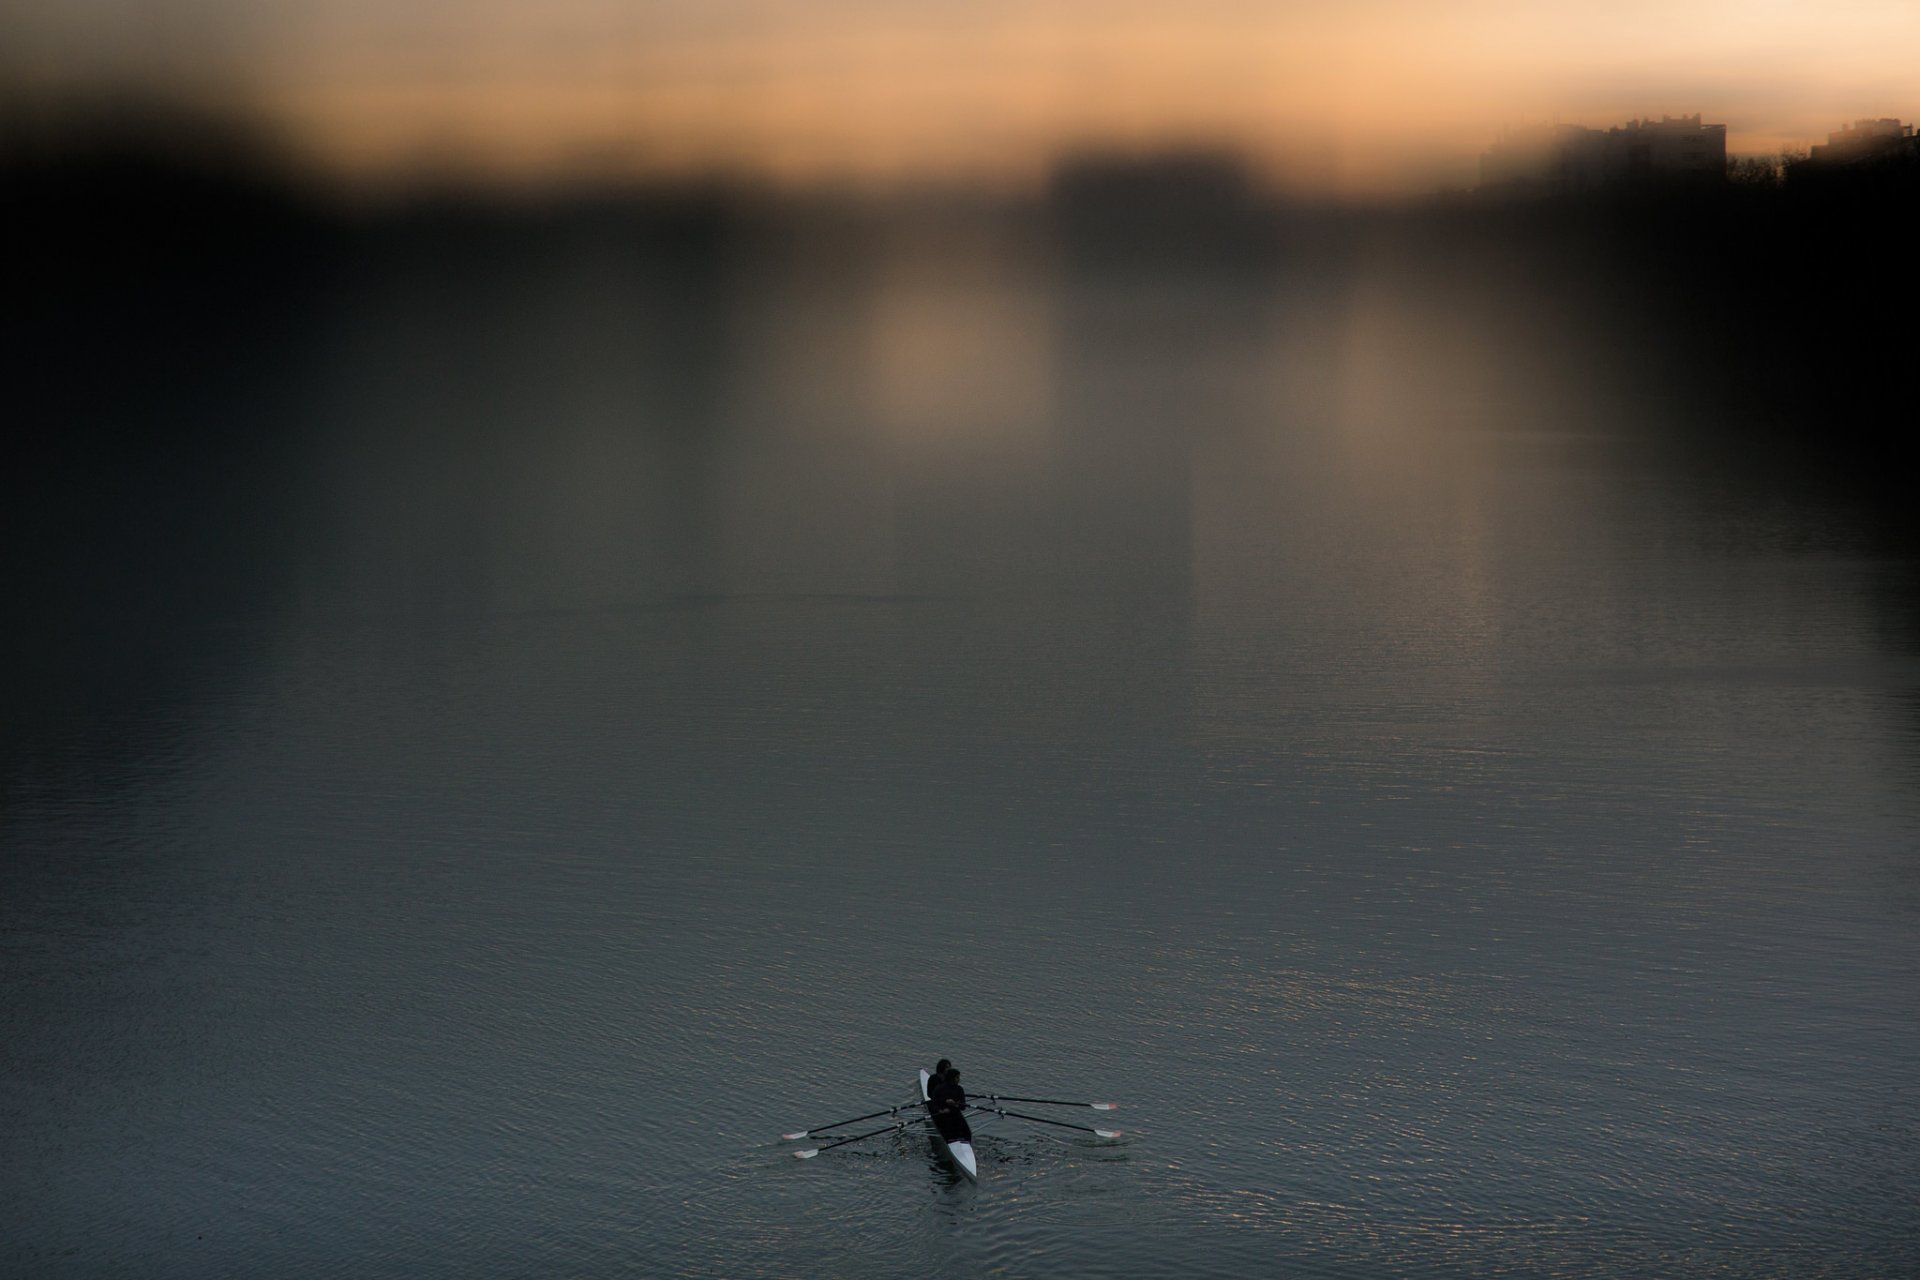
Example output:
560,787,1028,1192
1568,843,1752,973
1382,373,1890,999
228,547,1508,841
979,1105,1122,1138
976,1093,1119,1111
791,1120,910,1159
782,1101,921,1140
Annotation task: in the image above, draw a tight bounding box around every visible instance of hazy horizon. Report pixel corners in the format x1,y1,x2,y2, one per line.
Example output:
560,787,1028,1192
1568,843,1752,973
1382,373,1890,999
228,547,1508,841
5,0,1916,196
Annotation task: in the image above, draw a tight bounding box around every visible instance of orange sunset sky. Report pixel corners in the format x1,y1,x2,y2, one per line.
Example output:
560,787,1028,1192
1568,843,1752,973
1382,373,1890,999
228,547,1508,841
5,1,1917,194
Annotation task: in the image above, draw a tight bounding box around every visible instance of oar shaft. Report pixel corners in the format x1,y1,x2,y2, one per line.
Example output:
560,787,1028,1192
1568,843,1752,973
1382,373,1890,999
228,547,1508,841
984,1106,1122,1137
794,1120,908,1158
784,1100,919,1140
979,1094,1118,1110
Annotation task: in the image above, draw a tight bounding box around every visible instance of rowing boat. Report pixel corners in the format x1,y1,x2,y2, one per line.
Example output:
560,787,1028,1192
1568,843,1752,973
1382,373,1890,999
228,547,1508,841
784,1073,1119,1175
919,1068,979,1181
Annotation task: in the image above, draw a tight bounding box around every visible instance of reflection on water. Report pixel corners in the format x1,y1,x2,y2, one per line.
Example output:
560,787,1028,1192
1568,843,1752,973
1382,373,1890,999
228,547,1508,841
4,186,1919,1279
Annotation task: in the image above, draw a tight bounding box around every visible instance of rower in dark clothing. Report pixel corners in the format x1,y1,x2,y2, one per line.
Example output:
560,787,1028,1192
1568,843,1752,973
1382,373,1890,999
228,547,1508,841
927,1066,973,1144
924,1062,951,1126
925,1059,951,1111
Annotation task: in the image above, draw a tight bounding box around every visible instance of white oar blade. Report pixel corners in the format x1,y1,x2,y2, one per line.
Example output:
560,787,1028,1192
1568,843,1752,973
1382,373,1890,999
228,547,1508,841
781,1131,809,1140
793,1149,819,1159
1091,1103,1118,1111
1096,1128,1123,1139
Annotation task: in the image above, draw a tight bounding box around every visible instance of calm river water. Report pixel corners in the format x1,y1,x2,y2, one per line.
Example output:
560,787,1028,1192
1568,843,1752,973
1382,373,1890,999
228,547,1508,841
5,203,1918,1278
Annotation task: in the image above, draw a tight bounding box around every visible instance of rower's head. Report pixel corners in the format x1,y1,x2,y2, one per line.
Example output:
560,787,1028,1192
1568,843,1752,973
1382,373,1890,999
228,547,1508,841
935,1058,951,1077
945,1067,961,1085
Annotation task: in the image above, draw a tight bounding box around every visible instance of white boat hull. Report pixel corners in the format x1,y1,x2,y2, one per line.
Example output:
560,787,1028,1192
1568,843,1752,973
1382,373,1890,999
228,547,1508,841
918,1069,978,1181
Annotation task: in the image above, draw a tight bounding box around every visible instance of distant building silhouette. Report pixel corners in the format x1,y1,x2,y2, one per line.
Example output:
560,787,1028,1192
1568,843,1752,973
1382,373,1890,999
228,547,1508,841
1803,118,1917,168
1479,115,1726,193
